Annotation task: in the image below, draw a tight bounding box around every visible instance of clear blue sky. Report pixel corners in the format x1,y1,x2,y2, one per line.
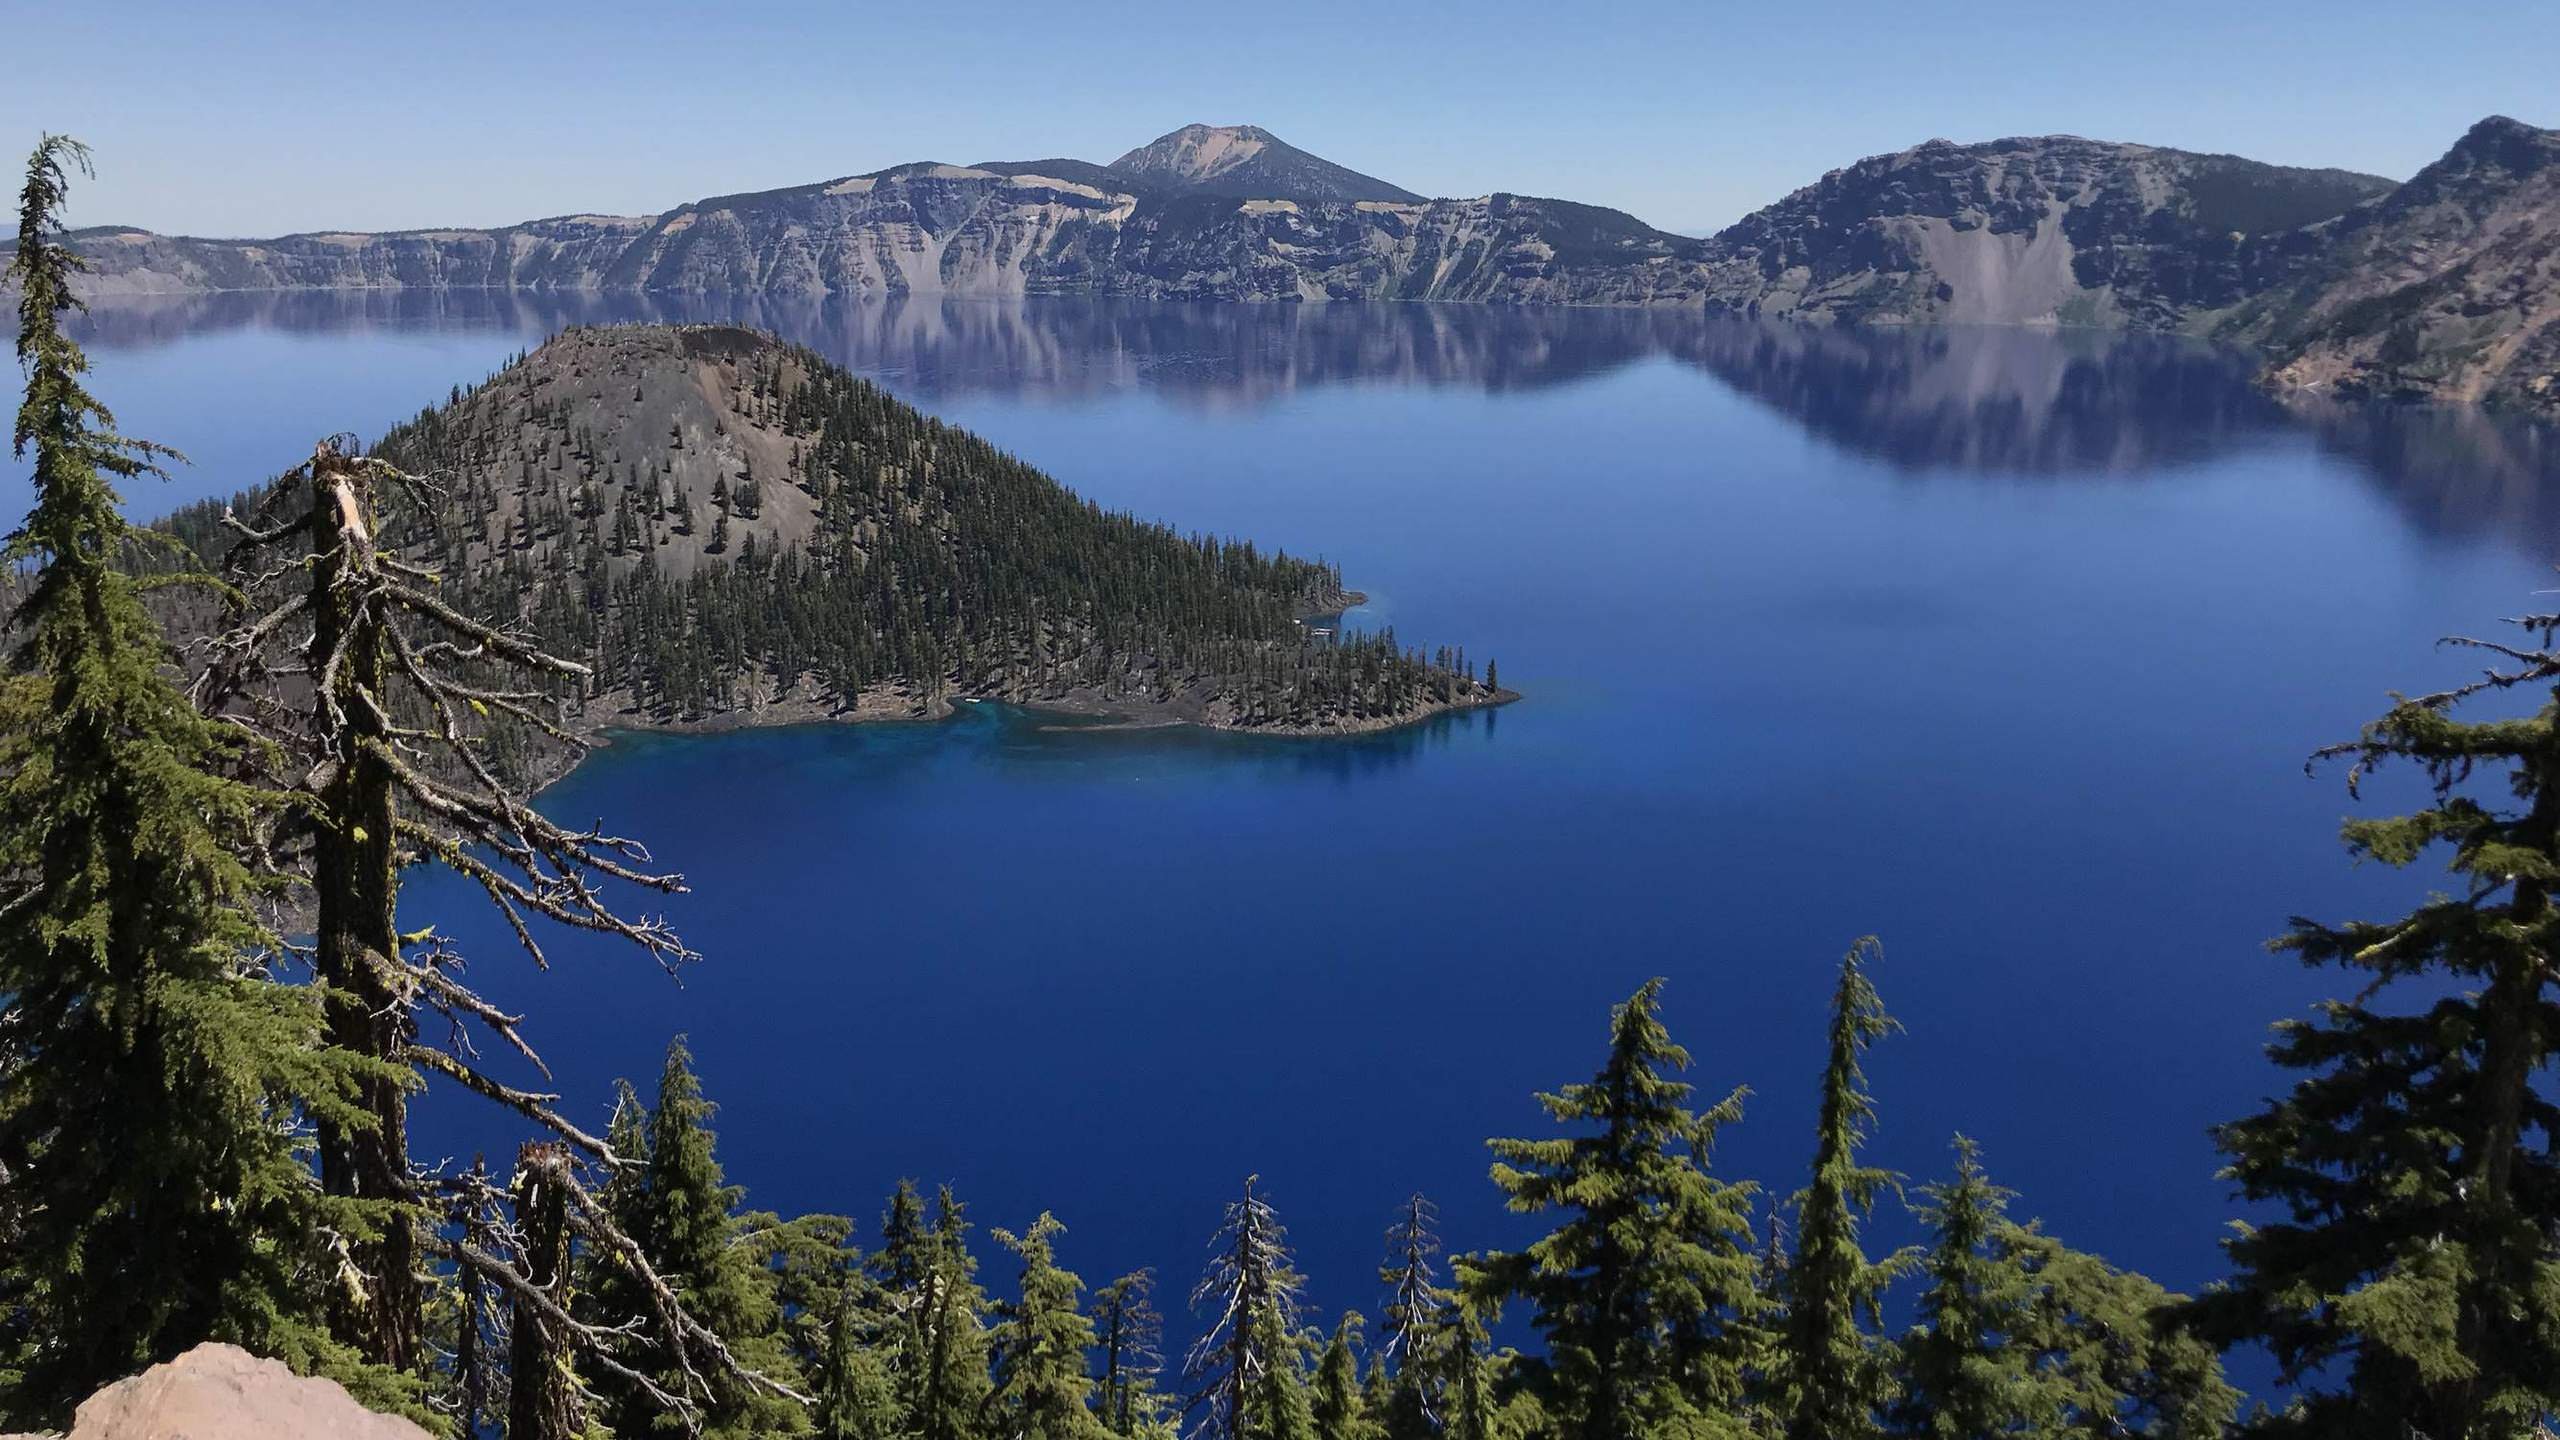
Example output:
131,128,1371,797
9,0,2551,239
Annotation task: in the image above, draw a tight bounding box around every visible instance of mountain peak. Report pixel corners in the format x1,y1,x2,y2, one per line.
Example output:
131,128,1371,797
2442,113,2557,170
1108,124,1421,204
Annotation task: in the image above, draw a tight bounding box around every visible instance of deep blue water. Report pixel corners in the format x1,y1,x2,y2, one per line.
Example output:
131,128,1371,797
50,293,2560,1394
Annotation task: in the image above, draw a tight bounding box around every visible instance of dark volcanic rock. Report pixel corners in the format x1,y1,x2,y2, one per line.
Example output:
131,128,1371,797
2224,115,2560,410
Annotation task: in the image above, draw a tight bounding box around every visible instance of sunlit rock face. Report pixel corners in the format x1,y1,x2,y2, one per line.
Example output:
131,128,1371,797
29,117,2556,410
0,1345,430,1440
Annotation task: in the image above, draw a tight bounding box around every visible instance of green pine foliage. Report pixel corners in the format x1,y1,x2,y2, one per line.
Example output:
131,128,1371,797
605,1038,810,1439
1091,1269,1175,1438
2189,610,2560,1438
1890,1138,2235,1438
869,1181,995,1440
1778,939,1912,1440
1312,1314,1376,1440
1888,1138,2039,1438
0,134,397,1429
1246,1300,1318,1440
992,1212,1108,1440
1460,978,1764,1440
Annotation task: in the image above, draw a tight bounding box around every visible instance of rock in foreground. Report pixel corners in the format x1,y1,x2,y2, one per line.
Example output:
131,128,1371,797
1,1345,427,1440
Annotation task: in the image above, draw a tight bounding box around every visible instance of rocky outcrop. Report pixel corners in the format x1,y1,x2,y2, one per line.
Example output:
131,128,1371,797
2222,115,2560,408
1695,135,2394,328
0,1344,428,1440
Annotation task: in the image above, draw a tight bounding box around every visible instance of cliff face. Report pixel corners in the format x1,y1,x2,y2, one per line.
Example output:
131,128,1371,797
55,171,1704,306
30,117,2560,411
2222,116,2560,407
57,213,656,297
1697,136,2396,328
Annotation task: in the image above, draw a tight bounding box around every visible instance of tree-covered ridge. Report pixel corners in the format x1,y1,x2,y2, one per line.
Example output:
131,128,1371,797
161,325,1503,747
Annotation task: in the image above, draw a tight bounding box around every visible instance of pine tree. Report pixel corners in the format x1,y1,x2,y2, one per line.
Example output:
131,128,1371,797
812,1279,905,1440
582,1079,660,1436
1891,1137,2236,1439
1436,1300,1504,1440
1377,1195,1450,1440
1186,1177,1310,1440
0,134,390,1426
1246,1301,1317,1440
1092,1269,1169,1437
1312,1315,1374,1440
872,1183,993,1440
1999,1224,2236,1438
992,1212,1107,1440
619,1038,810,1438
1460,978,1763,1440
2189,608,2560,1438
1781,939,1908,1440
1887,1137,2039,1438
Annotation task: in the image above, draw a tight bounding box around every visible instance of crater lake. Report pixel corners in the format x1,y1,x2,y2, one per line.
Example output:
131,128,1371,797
50,292,2560,1391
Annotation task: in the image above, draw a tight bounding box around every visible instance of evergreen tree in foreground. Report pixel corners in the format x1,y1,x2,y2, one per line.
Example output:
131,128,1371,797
992,1212,1108,1440
1780,938,1909,1440
609,1038,810,1438
1311,1314,1374,1440
1887,1137,2038,1438
870,1181,993,1440
1186,1177,1310,1440
1376,1194,1450,1440
2190,608,2560,1438
0,134,389,1426
1892,1137,2236,1439
1460,978,1763,1440
1093,1268,1174,1438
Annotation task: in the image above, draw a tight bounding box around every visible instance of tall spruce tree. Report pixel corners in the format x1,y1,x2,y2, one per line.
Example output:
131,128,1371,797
1186,1177,1310,1440
2190,608,2560,1438
1459,978,1763,1440
1311,1314,1374,1440
1780,938,1909,1440
1888,1137,2037,1439
992,1212,1107,1440
0,134,390,1426
595,1039,809,1438
871,1182,992,1440
811,1278,906,1440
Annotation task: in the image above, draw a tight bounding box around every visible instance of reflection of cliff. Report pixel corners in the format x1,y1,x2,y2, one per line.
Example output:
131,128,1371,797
68,291,1699,405
68,292,2560,554
1671,319,2560,554
1671,321,2290,474
2293,401,2560,552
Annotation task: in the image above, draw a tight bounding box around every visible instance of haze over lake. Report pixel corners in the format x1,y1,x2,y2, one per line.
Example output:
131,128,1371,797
59,292,2560,1377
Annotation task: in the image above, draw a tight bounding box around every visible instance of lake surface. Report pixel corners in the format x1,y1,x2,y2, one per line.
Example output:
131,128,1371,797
56,292,2560,1390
